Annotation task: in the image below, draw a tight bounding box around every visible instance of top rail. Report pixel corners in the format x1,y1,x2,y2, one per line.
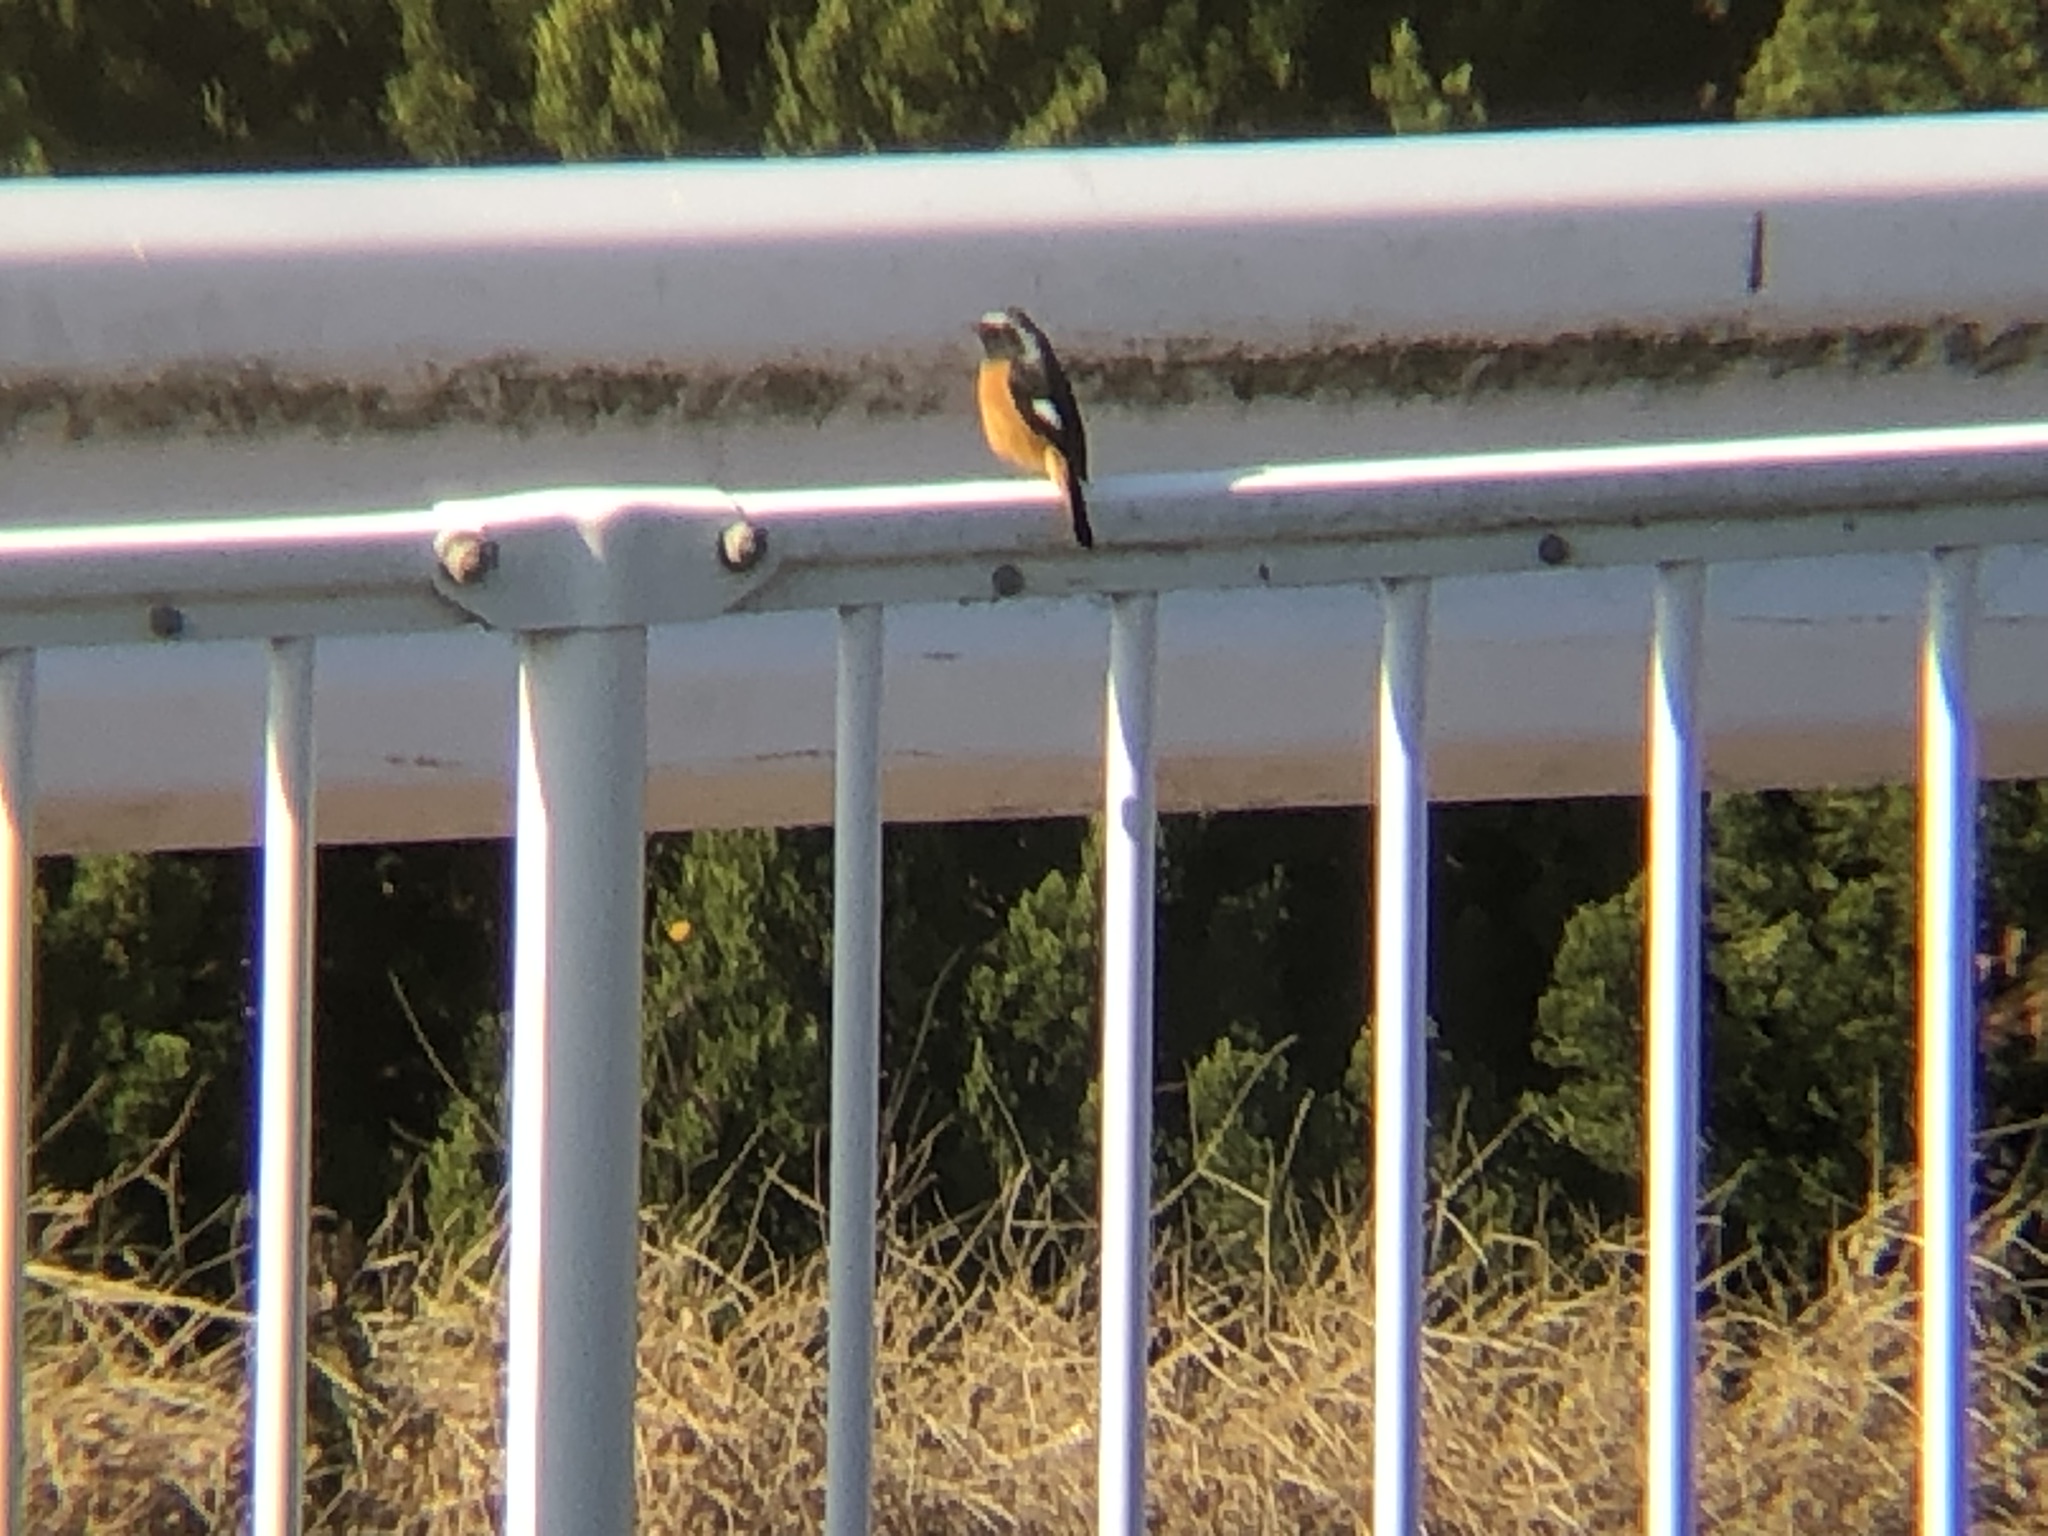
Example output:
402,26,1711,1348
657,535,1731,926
0,421,2045,648
6,115,2048,378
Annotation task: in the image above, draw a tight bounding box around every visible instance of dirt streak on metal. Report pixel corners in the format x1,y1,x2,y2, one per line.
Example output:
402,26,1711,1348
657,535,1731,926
2,319,2043,447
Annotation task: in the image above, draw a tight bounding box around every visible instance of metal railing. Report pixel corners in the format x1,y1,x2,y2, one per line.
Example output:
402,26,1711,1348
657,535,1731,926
5,418,2040,1536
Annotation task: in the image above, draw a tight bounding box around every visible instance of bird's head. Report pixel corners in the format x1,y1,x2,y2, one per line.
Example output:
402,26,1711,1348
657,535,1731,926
974,307,1041,363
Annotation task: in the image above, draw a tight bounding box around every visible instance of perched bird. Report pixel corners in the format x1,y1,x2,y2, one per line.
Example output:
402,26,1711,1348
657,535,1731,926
973,307,1093,549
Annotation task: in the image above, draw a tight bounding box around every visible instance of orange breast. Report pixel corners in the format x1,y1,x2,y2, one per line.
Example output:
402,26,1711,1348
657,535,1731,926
978,362,1053,478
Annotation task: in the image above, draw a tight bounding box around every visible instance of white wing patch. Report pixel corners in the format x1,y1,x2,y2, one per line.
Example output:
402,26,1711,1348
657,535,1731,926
1029,397,1065,435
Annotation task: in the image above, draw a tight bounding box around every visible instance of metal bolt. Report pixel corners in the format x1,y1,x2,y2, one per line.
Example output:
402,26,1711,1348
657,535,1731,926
1537,532,1571,567
718,521,765,572
436,529,499,585
991,563,1026,599
148,603,185,640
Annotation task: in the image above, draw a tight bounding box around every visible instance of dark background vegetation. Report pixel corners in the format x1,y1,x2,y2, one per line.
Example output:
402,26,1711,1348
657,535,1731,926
7,0,2048,1297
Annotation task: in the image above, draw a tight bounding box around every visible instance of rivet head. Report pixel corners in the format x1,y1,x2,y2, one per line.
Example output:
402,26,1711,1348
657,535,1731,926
718,521,766,572
435,530,499,585
991,564,1026,599
148,603,185,640
1537,532,1572,567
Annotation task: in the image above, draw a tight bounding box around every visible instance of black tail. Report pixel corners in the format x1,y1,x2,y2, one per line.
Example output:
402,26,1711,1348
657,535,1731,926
1064,466,1094,549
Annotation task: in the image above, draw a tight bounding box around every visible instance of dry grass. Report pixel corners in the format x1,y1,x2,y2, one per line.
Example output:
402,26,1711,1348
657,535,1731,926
21,1175,2048,1535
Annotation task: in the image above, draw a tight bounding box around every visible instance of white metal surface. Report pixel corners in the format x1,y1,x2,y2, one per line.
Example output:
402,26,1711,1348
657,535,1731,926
7,120,2048,730
0,420,2045,644
5,423,2048,850
0,651,31,1536
1645,564,1705,1536
1098,593,1159,1536
7,115,2047,378
1372,579,1430,1536
504,627,648,1536
18,419,2048,624
826,605,884,1536
1920,549,1977,1536
250,638,316,1536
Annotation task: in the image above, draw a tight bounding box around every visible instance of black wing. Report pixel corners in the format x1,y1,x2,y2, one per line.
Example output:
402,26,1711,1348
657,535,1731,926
1007,316,1088,480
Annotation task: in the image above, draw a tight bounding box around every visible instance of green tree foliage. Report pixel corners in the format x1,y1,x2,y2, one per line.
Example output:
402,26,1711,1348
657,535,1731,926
531,0,732,156
417,1011,505,1259
312,843,509,1226
0,0,396,171
958,831,1100,1192
1415,0,1762,126
1431,800,1641,1158
3,0,1781,175
1532,787,2048,1261
1106,0,1319,141
34,854,247,1252
640,827,832,1230
1177,1032,1309,1275
768,4,1495,150
1370,19,1486,131
0,55,46,172
383,0,526,161
626,819,1103,1244
1739,0,2047,118
26,842,506,1271
384,0,774,161
765,0,1318,151
768,0,1062,150
1148,813,1370,1267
